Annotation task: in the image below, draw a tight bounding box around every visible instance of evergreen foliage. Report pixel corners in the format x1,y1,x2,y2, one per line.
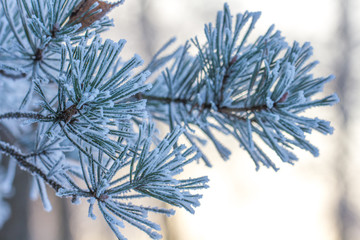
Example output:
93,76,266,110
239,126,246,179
0,1,338,239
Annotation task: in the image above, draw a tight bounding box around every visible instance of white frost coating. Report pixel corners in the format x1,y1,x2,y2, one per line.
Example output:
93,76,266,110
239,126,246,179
64,83,73,92
46,127,61,140
89,1,99,11
38,179,52,212
132,82,139,89
108,100,114,108
78,89,99,108
97,180,109,197
247,119,254,151
103,90,111,98
196,92,204,106
100,202,125,227
100,107,104,118
138,73,148,86
271,61,280,80
88,197,97,220
133,53,144,66
0,141,22,156
266,97,274,109
329,94,340,106
285,64,295,82
262,111,280,122
29,178,39,200
297,90,306,104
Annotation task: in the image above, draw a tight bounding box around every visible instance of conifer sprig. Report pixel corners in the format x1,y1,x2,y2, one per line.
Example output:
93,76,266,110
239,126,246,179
144,4,338,170
0,1,338,239
31,36,151,160
57,124,209,240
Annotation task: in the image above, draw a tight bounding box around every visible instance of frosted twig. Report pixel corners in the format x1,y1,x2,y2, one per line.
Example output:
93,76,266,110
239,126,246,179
0,112,54,121
0,140,64,192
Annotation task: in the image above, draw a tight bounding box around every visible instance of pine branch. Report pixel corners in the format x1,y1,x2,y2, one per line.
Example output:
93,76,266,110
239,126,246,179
56,124,208,239
140,93,272,122
145,4,339,169
0,112,54,121
0,140,64,191
141,93,271,113
0,1,339,239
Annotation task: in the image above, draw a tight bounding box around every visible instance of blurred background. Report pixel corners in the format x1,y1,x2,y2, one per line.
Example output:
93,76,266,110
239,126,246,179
1,0,360,239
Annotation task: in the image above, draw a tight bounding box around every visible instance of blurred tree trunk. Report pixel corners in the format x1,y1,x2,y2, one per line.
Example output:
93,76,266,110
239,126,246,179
0,168,31,240
58,198,73,240
333,0,359,239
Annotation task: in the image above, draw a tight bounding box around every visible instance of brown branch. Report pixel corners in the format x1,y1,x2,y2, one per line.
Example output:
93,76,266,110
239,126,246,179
0,70,27,79
0,112,54,121
0,140,64,192
140,94,270,116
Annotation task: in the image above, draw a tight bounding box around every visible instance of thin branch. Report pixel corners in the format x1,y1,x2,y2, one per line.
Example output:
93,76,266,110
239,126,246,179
0,69,27,79
141,94,270,116
0,140,64,192
0,112,54,121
